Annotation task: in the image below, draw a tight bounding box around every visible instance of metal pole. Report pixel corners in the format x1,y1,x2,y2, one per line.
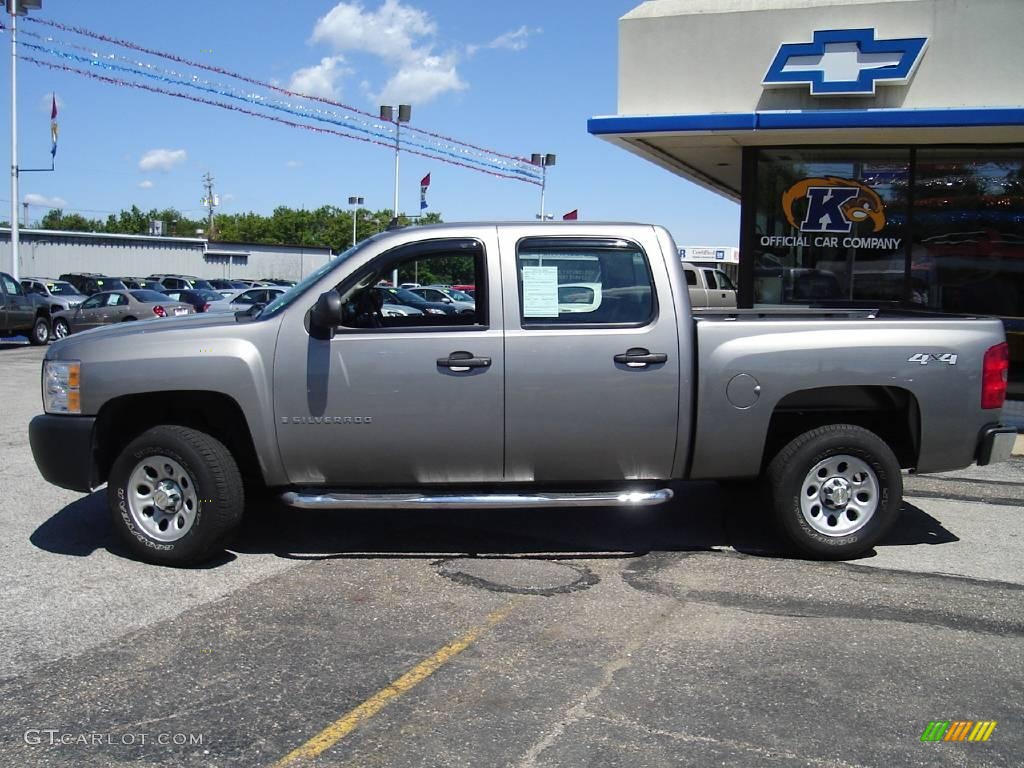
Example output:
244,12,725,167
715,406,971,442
10,2,20,280
391,119,400,287
352,205,357,248
539,164,547,221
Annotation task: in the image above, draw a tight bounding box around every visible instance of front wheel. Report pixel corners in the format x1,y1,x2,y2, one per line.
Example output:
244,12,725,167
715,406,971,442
53,318,70,339
29,316,50,346
107,425,244,566
767,424,902,560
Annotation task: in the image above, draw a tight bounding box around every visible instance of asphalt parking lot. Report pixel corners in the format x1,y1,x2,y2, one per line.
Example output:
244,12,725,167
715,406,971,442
1,341,1022,767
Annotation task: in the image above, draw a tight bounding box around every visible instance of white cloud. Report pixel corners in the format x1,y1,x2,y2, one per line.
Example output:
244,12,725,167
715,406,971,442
376,53,466,105
301,0,464,105
138,148,187,173
311,0,436,62
467,26,540,56
288,55,350,99
286,160,302,168
138,180,154,189
24,193,68,208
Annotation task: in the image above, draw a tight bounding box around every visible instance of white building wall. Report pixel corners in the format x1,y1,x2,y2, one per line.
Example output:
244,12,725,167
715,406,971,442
619,0,1024,115
0,231,332,282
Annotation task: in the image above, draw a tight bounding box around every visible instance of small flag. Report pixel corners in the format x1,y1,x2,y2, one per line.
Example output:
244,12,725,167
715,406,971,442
50,93,58,158
420,172,431,210
562,209,578,220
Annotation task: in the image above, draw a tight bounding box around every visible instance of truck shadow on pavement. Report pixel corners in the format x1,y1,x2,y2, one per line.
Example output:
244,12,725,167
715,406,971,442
29,483,958,565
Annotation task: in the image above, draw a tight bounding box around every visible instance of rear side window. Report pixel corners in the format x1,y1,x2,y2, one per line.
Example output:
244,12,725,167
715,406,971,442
516,238,655,326
684,269,697,286
702,269,718,290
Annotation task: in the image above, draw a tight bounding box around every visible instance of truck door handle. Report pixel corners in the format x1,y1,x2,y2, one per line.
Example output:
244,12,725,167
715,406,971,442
614,348,668,367
437,351,491,371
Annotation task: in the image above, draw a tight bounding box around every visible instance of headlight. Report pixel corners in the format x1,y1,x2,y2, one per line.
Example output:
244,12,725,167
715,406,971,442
43,360,81,414
425,307,446,315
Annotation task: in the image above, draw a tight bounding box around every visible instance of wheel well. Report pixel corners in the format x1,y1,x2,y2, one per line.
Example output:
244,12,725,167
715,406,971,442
763,386,920,470
94,391,263,489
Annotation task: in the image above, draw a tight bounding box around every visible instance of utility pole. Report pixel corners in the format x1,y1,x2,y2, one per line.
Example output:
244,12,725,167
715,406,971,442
201,172,218,240
22,201,28,227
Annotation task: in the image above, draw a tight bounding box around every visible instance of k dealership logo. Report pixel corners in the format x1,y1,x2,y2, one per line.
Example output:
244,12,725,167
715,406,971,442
782,177,886,234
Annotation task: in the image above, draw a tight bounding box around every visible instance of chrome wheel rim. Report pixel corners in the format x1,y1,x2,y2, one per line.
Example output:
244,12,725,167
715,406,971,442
34,321,49,343
799,454,879,537
126,455,199,542
54,321,69,339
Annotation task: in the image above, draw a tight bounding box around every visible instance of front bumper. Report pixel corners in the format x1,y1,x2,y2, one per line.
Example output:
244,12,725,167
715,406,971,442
29,414,97,492
976,424,1017,466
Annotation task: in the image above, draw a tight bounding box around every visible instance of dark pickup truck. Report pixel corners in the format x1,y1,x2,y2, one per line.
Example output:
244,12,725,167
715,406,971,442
1,271,50,345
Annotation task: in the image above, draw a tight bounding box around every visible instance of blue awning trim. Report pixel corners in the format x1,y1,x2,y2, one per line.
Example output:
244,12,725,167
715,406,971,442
588,108,1024,135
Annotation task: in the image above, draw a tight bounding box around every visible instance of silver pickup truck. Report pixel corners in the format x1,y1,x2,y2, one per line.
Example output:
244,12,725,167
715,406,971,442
29,222,1015,566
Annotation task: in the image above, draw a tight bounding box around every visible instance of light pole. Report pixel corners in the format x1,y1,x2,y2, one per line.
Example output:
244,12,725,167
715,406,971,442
348,195,364,248
381,104,410,286
8,0,43,281
530,153,556,221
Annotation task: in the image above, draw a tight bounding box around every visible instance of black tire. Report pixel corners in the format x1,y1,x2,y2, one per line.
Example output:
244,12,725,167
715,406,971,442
28,316,50,346
107,425,244,566
122,316,137,322
767,424,902,560
52,318,70,340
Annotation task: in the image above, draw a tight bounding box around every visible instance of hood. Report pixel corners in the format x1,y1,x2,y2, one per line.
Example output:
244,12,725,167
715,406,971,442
46,310,259,359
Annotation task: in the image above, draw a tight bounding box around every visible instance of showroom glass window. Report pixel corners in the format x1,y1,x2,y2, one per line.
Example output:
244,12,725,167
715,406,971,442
753,148,910,305
912,148,1024,319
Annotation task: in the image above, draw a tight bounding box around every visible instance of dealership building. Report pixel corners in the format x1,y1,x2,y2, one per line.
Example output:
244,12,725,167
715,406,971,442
590,0,1024,385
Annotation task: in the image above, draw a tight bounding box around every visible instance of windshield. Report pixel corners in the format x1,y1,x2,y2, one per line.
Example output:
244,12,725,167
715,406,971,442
259,239,376,319
191,279,215,291
130,290,170,303
47,282,82,296
444,289,474,302
381,287,424,303
96,278,127,291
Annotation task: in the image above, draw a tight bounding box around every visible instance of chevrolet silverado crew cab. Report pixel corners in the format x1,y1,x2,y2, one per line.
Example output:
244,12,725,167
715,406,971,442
29,223,1015,566
1,271,51,345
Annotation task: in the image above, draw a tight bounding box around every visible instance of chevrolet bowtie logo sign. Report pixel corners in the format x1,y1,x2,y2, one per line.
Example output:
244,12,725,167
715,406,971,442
763,28,928,96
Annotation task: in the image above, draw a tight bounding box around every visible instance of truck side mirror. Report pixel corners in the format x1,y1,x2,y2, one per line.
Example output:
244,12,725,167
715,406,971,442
309,289,343,339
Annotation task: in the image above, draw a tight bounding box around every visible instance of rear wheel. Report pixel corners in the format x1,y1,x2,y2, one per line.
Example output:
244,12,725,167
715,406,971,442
767,424,901,560
107,425,244,566
29,316,50,346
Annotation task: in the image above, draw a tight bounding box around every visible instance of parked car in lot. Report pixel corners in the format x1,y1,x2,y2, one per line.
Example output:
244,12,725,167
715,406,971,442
373,286,457,316
407,285,476,314
684,264,737,309
162,289,224,313
1,271,50,345
205,286,288,313
59,273,127,296
208,278,250,292
28,222,1015,567
21,277,86,314
260,278,297,287
148,274,216,292
50,289,194,338
119,277,168,292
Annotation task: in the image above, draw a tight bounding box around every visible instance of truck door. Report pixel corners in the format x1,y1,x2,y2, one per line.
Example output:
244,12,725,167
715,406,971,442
1,272,34,331
273,234,505,485
684,266,709,308
501,232,681,482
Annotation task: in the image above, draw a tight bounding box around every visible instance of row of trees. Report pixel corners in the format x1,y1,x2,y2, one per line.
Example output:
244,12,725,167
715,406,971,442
36,205,444,253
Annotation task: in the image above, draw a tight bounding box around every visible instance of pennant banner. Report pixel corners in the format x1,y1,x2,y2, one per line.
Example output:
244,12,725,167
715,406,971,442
562,209,578,220
420,172,430,210
50,92,58,158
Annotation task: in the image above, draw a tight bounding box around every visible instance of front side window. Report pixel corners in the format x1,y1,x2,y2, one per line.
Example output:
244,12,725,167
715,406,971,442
715,271,737,291
1,274,21,295
516,239,655,326
336,240,486,330
81,295,104,310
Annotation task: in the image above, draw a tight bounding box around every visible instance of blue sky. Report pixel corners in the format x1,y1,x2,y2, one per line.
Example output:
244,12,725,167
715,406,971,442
0,0,739,246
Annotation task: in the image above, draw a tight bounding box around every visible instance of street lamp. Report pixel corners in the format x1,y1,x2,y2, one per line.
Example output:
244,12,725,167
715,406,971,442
380,104,410,285
530,153,556,221
348,195,364,248
8,0,44,281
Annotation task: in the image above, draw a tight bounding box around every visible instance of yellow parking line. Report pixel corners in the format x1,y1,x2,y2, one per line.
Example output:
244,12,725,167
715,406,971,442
269,604,514,768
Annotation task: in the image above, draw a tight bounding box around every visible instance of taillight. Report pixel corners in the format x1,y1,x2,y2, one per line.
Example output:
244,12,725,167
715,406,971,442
982,342,1009,409
202,303,210,312
152,305,167,318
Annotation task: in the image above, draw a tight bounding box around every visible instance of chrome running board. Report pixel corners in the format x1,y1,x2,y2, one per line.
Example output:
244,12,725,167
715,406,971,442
279,488,674,510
